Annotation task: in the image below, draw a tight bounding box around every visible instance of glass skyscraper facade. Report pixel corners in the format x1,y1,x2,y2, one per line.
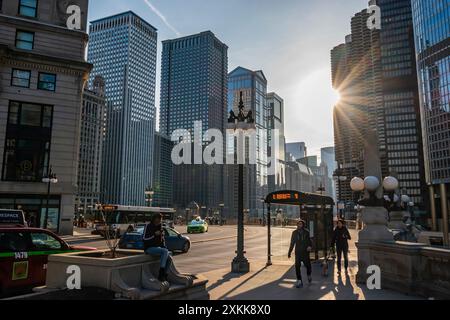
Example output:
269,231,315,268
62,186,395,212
412,0,449,231
88,11,158,206
160,31,228,211
378,0,427,208
226,67,268,218
412,0,450,185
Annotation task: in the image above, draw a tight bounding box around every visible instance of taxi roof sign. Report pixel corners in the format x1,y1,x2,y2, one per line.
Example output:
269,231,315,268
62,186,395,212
0,209,26,226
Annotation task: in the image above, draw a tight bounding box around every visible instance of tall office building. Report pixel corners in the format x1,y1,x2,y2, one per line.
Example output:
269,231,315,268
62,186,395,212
0,0,91,235
76,76,106,215
378,0,426,209
332,7,381,204
412,0,450,229
267,92,286,194
321,146,337,200
88,11,158,206
152,132,173,208
285,142,307,161
333,1,428,211
226,67,268,218
160,31,228,211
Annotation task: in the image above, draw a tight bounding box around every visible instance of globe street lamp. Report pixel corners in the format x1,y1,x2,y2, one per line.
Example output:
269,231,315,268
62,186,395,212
42,166,58,230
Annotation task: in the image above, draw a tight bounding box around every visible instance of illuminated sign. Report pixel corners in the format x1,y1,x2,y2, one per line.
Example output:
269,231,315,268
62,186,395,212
101,205,118,211
270,192,301,203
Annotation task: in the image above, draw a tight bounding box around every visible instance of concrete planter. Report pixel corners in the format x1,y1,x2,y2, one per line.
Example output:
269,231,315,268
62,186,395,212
45,250,209,300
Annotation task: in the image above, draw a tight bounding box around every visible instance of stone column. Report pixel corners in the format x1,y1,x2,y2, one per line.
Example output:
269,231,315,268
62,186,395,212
388,211,407,230
356,206,394,284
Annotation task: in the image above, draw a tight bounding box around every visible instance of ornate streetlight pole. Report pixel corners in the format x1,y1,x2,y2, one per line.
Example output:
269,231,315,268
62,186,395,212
144,187,154,208
227,92,255,273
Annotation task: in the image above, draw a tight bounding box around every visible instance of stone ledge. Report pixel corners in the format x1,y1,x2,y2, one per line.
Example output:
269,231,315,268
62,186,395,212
43,250,210,300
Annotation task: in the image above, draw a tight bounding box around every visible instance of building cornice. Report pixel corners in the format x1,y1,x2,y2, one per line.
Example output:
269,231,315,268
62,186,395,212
0,44,92,77
0,14,89,41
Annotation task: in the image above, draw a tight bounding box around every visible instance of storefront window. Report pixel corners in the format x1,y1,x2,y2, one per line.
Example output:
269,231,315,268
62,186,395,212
0,195,61,232
2,101,53,182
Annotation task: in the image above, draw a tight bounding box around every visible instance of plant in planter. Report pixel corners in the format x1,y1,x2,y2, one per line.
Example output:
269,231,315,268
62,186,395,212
101,211,120,258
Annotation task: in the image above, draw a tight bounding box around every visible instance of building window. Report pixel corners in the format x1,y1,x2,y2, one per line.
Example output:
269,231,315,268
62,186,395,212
38,73,56,91
11,69,31,88
18,0,38,18
2,101,53,182
15,30,34,50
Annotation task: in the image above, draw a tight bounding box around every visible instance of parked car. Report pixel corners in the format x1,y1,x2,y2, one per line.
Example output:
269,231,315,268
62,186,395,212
118,226,191,253
0,226,96,297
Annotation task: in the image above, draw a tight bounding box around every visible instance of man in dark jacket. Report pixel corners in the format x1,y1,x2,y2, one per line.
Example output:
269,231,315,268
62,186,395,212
331,219,352,275
288,219,313,288
143,213,169,281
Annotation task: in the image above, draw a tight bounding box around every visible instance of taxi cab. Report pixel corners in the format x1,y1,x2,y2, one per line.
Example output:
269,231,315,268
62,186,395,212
0,210,96,297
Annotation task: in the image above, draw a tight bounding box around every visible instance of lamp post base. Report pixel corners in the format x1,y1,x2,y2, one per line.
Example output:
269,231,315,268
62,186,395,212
231,256,250,274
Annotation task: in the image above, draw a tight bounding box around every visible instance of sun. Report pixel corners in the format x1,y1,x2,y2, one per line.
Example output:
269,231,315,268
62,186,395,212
333,89,341,104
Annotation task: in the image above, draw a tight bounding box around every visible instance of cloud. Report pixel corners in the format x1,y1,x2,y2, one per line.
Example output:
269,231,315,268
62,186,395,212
143,0,181,36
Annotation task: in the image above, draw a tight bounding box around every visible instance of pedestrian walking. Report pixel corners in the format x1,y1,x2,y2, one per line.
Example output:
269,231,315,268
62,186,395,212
288,219,313,288
331,219,352,276
143,213,170,281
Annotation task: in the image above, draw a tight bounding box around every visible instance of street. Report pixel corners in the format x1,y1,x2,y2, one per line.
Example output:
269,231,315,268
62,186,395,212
65,226,422,300
66,226,294,274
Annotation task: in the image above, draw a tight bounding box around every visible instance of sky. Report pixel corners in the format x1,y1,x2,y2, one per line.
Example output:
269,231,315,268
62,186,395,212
88,0,369,157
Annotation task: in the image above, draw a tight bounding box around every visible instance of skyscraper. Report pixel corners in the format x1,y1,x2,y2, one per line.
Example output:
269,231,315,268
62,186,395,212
285,142,307,161
226,67,269,218
88,11,158,206
267,92,286,194
152,132,173,208
332,7,381,204
160,31,228,211
76,76,106,215
321,146,337,200
412,0,449,230
0,0,91,235
378,0,426,209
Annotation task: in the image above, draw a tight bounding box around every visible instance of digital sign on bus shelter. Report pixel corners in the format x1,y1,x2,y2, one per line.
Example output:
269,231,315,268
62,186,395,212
268,191,302,204
266,190,335,206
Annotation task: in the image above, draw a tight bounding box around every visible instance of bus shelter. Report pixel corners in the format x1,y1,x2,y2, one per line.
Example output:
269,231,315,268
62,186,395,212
265,190,335,263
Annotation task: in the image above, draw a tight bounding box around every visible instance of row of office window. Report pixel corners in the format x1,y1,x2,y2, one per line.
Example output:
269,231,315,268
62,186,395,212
11,69,56,91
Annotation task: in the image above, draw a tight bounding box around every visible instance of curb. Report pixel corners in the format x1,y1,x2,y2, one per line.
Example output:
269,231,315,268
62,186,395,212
63,235,104,243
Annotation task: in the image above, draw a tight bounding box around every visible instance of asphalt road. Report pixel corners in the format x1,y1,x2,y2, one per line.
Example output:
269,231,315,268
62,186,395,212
67,226,295,274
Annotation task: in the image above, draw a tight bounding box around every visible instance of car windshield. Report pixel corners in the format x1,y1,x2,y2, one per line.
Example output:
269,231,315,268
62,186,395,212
190,219,204,225
134,227,145,234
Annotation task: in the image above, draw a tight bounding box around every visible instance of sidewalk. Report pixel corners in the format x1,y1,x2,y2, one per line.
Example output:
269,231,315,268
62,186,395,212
60,227,102,242
200,230,423,300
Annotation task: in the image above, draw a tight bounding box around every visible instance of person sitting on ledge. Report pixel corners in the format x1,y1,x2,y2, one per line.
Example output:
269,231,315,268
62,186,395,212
143,213,170,282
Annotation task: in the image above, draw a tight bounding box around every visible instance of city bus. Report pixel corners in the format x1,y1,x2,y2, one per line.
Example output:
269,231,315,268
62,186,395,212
93,205,176,238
